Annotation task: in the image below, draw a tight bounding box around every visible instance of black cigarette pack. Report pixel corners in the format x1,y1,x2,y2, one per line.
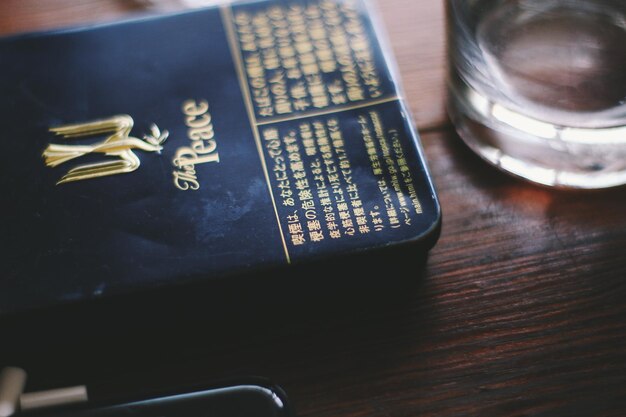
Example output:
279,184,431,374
0,0,440,322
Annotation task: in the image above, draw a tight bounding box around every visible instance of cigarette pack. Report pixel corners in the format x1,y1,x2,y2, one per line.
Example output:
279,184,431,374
0,0,440,317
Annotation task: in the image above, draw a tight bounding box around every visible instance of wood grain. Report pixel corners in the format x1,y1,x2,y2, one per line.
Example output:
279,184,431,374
1,1,625,416
0,0,143,34
378,0,447,130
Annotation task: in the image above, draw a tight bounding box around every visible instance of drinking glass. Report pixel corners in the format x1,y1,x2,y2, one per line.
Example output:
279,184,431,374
447,0,626,189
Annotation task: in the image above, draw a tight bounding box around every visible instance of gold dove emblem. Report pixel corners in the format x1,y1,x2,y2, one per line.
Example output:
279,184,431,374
43,115,169,185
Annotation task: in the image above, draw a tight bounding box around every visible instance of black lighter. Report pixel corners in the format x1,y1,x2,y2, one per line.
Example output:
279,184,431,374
0,368,293,417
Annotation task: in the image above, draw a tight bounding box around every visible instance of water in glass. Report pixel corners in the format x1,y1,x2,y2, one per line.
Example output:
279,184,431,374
448,0,626,188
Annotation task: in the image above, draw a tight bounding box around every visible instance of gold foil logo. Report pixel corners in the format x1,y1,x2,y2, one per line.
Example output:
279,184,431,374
43,115,168,185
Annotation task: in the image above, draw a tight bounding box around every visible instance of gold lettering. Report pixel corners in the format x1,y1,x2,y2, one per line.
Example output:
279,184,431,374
191,139,217,155
185,113,211,128
182,99,209,116
189,125,215,141
174,147,220,168
173,170,200,191
172,99,220,191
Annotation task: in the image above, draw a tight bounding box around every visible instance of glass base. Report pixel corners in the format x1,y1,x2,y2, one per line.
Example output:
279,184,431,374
448,78,626,190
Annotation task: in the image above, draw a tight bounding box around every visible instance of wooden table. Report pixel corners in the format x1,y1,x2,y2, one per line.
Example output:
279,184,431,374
1,1,625,416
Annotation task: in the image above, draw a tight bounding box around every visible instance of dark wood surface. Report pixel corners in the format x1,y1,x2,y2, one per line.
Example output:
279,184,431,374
1,1,625,416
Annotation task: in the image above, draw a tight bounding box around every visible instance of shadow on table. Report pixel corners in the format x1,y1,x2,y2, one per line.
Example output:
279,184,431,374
0,243,434,398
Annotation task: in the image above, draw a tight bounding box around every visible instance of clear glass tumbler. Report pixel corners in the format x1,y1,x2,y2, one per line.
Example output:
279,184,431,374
447,0,626,189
